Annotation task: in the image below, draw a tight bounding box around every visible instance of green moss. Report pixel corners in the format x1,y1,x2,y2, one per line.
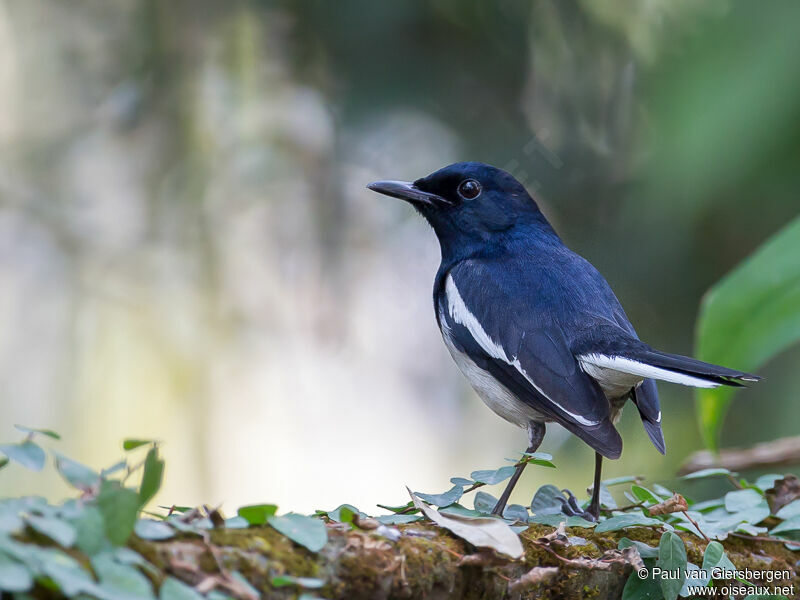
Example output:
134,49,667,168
125,519,797,600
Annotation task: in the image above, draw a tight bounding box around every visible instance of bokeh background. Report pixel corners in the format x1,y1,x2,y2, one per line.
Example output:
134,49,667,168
1,0,798,514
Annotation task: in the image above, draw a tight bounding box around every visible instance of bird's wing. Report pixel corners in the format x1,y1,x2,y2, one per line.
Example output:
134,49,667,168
439,261,622,459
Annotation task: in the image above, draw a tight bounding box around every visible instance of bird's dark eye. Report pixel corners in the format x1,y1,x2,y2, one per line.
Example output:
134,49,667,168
457,179,481,200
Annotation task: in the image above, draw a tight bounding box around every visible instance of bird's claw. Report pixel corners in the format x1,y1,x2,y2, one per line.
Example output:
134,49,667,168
556,489,598,522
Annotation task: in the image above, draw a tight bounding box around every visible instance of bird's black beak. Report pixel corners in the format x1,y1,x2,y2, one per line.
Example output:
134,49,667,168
367,180,447,207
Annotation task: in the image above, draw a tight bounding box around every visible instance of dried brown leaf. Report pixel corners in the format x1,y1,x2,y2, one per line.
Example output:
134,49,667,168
508,566,559,592
457,549,509,567
766,474,800,513
353,514,380,530
408,488,523,559
646,493,689,516
537,521,568,546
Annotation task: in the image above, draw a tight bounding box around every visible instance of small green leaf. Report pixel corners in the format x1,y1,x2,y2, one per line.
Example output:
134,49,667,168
102,460,128,478
415,486,463,508
97,482,141,546
375,501,415,514
776,500,800,519
0,553,33,592
160,576,205,600
631,485,663,504
653,484,674,498
503,504,529,522
531,484,564,516
40,548,101,596
450,477,474,486
690,498,725,512
595,512,664,533
736,522,768,536
770,515,800,535
438,504,484,518
92,553,155,599
0,457,8,470
0,506,23,535
473,491,498,514
54,452,100,490
123,439,154,451
702,541,736,573
326,504,362,524
135,519,175,540
657,531,687,600
271,575,325,589
618,537,659,559
14,425,61,440
268,514,327,552
754,474,782,492
375,514,422,525
26,515,77,547
109,547,157,575
470,466,516,485
622,559,662,600
139,447,164,507
681,468,732,480
728,504,770,529
680,562,711,597
237,504,278,525
0,442,45,471
70,505,109,556
225,516,249,529
724,488,763,512
530,513,596,528
519,452,556,468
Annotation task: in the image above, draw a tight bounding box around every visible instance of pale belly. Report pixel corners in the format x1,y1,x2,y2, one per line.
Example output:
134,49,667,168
440,324,548,428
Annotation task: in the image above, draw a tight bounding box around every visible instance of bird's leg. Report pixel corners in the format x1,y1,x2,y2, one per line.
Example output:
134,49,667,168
587,452,603,520
491,421,545,517
558,453,603,521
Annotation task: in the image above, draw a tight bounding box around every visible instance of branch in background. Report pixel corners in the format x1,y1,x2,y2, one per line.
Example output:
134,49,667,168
679,436,800,475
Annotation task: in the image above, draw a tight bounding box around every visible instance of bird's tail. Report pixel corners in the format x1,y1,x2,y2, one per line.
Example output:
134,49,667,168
579,346,760,389
632,379,665,455
578,337,758,456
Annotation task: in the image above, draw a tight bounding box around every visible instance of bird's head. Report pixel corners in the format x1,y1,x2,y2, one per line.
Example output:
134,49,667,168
368,162,555,259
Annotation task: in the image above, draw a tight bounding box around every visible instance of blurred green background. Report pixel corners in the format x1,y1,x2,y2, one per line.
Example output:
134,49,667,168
0,0,798,513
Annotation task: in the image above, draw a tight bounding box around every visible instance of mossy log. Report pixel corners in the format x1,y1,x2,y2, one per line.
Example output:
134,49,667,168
123,522,799,600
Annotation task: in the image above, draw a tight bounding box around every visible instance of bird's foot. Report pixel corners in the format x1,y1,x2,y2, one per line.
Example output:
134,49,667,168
556,489,599,522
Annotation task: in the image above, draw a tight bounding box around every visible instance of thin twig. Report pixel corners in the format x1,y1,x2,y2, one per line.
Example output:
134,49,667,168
607,501,645,513
428,542,464,560
530,539,611,570
681,510,710,543
462,482,487,495
726,474,744,490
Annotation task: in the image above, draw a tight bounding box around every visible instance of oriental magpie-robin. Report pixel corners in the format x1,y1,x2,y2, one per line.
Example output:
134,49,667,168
368,162,760,520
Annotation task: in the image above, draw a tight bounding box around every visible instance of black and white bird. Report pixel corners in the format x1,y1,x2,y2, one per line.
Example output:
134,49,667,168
368,162,759,519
